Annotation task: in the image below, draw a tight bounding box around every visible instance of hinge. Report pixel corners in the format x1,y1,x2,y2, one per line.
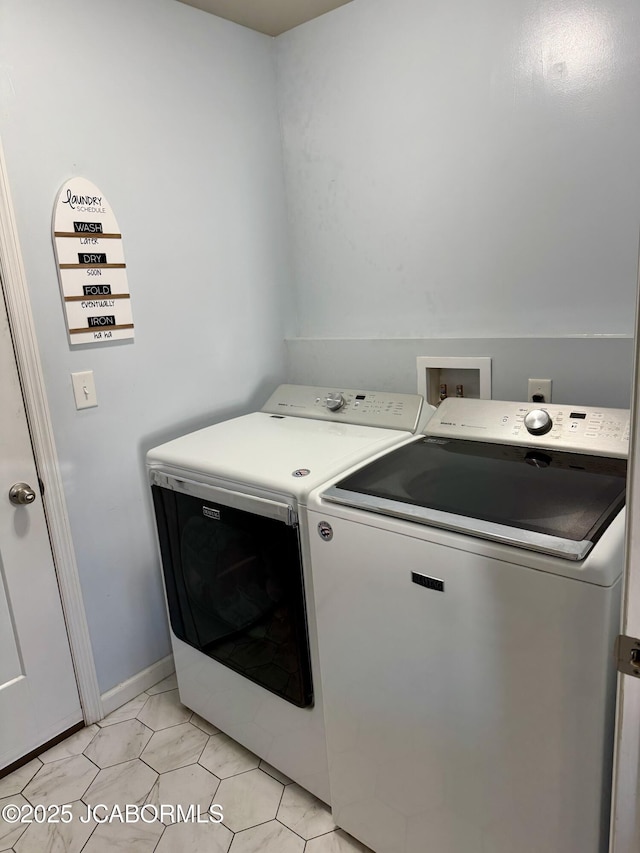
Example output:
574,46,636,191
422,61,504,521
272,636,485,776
615,634,640,678
149,471,170,489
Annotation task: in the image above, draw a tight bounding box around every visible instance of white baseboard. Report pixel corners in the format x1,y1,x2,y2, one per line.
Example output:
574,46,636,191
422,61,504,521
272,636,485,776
100,655,175,718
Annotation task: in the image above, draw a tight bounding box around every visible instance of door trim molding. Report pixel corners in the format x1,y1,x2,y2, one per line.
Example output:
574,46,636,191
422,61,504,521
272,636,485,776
0,138,102,723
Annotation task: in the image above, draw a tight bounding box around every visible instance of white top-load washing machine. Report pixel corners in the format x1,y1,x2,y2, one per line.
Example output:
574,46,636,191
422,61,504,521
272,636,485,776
146,384,428,803
307,398,629,852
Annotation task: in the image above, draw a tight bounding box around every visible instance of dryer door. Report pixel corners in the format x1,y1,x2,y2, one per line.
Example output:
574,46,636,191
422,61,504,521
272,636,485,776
152,484,312,708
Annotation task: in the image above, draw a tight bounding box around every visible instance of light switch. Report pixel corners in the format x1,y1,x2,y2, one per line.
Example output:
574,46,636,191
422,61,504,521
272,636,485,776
71,370,98,409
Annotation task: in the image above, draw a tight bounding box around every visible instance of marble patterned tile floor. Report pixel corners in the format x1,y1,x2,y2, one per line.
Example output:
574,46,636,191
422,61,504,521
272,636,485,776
0,674,372,853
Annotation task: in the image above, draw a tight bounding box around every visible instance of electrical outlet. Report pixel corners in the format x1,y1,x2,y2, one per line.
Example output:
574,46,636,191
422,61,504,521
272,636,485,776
528,378,552,404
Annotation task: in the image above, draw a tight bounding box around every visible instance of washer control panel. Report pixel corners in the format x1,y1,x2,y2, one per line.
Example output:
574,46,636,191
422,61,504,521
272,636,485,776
261,384,423,432
427,398,630,457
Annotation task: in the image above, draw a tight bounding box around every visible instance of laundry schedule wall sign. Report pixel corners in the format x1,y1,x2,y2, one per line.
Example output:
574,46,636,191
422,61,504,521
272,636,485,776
52,178,134,345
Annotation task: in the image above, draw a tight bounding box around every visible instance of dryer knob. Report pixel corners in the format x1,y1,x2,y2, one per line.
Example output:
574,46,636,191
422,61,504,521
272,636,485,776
326,392,346,412
524,408,553,436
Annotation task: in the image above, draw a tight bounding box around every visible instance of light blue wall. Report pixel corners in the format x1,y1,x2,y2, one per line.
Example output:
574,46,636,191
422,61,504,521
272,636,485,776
286,337,635,408
2,0,640,697
276,0,640,340
0,0,294,693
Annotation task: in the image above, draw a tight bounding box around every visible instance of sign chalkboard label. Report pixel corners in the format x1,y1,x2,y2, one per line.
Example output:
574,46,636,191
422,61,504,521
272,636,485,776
74,221,103,233
83,284,112,296
88,315,116,327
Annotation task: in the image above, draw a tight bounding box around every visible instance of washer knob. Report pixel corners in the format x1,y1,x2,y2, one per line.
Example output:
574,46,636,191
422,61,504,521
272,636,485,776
524,408,553,436
326,392,346,412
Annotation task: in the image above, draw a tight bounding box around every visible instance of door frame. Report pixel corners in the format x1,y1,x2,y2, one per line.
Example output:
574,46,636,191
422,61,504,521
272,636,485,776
609,251,640,851
0,137,102,725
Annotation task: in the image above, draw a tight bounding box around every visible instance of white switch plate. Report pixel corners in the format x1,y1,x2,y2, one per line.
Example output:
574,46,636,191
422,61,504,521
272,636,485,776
71,370,98,409
528,378,552,404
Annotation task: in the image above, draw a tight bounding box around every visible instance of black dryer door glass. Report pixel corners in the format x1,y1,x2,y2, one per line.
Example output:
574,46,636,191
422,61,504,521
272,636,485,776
152,485,312,708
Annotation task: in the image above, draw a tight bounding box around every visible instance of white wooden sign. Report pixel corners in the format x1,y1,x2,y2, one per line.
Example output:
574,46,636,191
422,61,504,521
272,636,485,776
52,178,134,345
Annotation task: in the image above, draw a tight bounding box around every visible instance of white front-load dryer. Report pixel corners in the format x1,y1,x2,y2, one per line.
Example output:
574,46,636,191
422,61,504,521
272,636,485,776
147,384,429,803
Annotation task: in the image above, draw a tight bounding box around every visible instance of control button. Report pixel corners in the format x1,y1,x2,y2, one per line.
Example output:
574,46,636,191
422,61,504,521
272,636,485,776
326,392,346,412
524,409,553,436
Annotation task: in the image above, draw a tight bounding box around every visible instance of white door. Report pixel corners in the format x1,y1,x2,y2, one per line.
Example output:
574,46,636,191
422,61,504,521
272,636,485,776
610,330,640,847
0,284,82,769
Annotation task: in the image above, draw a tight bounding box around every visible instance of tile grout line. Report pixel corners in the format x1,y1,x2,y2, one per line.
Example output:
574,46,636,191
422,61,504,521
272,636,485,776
9,681,364,853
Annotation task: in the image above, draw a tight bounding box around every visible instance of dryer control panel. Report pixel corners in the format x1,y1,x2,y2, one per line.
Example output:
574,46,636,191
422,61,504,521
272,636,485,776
262,384,424,432
427,398,630,458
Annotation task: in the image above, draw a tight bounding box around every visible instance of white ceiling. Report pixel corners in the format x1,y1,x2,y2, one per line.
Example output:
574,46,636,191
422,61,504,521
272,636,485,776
175,0,353,36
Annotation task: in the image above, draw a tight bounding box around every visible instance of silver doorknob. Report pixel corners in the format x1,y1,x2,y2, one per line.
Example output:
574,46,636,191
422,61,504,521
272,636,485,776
9,482,36,506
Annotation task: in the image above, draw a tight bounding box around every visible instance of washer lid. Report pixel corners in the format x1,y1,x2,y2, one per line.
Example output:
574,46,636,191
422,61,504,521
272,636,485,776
146,412,414,498
322,436,627,560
